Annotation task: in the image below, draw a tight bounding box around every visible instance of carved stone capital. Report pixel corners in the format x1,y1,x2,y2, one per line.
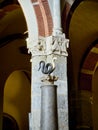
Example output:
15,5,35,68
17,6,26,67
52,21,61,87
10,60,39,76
46,34,69,56
26,37,46,56
26,34,69,57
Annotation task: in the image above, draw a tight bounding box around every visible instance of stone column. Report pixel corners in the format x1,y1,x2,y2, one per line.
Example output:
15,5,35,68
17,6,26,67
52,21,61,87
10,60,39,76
27,34,69,130
18,0,69,130
27,37,47,130
53,0,62,35
46,34,69,130
41,85,58,130
28,33,69,130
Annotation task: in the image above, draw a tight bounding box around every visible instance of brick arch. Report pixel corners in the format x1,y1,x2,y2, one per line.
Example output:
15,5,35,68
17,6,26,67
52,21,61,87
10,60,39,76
79,43,98,91
0,4,19,19
61,1,71,33
1,1,53,37
31,0,53,37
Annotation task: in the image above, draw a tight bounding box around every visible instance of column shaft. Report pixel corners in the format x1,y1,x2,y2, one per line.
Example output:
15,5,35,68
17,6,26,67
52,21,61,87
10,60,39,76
41,85,58,130
53,0,62,35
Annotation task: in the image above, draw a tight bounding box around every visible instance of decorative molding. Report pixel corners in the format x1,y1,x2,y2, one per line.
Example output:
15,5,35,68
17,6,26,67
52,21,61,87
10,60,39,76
26,34,69,57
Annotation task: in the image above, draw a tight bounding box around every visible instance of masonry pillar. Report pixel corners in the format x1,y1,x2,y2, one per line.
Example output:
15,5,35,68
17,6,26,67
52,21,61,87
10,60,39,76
18,0,69,130
53,0,62,35
51,0,69,128
27,34,69,130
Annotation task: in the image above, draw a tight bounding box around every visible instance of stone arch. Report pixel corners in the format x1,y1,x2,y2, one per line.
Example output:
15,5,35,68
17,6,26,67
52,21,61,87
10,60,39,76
0,32,31,129
3,112,19,130
18,0,53,40
33,0,53,36
79,42,98,91
78,40,98,129
3,70,31,130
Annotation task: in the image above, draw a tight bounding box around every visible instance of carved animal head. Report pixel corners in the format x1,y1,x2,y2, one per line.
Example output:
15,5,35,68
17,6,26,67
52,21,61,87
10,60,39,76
52,57,57,68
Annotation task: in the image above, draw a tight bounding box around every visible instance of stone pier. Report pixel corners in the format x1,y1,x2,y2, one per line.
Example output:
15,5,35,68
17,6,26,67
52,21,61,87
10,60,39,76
29,35,69,130
18,0,69,130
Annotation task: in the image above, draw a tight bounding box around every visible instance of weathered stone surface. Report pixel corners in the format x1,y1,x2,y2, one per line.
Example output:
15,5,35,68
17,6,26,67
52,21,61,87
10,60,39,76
41,85,58,130
32,110,41,130
31,55,68,130
32,95,41,109
58,109,68,130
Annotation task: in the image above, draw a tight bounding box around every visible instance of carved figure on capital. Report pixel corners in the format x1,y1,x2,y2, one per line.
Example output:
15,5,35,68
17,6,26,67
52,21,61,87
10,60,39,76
26,35,69,56
26,37,46,56
51,35,69,56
